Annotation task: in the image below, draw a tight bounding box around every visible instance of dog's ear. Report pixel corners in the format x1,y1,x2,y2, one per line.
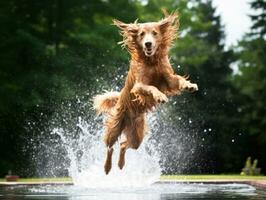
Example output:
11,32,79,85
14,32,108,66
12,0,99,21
113,19,128,30
159,11,179,33
113,19,139,35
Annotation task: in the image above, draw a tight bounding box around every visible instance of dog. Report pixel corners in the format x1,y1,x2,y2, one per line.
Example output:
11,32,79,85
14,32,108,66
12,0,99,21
93,12,198,175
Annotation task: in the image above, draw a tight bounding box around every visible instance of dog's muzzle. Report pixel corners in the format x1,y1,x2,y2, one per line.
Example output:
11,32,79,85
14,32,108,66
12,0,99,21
144,42,153,56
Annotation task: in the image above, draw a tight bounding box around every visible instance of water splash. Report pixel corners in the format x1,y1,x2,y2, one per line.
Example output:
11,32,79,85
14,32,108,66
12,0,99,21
49,111,161,188
26,92,201,183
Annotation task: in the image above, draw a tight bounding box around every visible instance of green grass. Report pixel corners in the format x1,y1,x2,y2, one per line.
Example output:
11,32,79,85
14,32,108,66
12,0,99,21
0,177,72,183
161,175,266,180
1,175,265,183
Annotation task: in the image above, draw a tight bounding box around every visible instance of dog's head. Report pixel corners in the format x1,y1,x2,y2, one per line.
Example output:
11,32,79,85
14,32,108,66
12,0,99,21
136,23,161,57
113,12,179,58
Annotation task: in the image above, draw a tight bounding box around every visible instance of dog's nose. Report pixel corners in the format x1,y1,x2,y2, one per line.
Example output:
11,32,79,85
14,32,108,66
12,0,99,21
145,42,152,48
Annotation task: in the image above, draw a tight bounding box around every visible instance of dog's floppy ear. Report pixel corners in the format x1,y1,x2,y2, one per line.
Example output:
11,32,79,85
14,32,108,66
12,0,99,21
113,19,129,30
113,19,139,35
159,11,179,32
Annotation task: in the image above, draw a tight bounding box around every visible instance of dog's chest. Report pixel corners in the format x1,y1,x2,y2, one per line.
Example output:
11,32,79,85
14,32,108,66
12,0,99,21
144,66,165,86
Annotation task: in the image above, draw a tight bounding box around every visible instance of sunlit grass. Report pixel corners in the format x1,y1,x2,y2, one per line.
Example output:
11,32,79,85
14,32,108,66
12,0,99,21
161,175,266,180
0,175,265,183
0,177,72,183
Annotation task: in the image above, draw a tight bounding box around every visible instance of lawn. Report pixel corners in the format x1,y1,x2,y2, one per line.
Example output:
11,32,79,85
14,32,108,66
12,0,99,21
161,175,266,180
0,175,265,183
0,177,72,183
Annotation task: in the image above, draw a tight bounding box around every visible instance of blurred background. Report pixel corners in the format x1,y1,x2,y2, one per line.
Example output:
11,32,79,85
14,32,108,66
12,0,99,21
0,0,265,177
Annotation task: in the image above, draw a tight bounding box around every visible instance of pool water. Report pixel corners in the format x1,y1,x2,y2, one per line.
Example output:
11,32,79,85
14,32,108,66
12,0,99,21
0,183,266,200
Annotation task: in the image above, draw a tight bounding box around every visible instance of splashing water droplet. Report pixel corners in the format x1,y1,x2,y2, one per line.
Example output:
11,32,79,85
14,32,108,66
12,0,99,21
28,86,200,186
46,113,161,188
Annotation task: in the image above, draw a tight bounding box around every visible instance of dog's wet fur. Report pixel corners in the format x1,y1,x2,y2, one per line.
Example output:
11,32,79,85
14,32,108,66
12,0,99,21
93,12,198,174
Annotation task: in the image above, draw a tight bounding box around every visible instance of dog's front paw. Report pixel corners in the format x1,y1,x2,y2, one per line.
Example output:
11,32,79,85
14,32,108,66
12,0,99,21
184,83,198,92
153,91,168,103
132,93,145,105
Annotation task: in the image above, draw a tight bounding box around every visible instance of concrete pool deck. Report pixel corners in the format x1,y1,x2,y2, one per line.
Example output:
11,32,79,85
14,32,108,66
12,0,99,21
0,179,266,189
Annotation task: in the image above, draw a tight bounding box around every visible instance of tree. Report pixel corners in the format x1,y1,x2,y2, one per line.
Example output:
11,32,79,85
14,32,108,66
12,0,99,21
250,0,266,37
0,0,140,176
1,0,261,176
232,0,266,174
171,0,236,173
133,0,236,174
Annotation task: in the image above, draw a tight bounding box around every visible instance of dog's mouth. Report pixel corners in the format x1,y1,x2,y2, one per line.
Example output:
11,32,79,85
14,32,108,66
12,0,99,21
144,48,154,57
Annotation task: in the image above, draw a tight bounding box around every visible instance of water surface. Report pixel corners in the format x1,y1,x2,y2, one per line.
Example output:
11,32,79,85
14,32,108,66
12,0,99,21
1,183,266,200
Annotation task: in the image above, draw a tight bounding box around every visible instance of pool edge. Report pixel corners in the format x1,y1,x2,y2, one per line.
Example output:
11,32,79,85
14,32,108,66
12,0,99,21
158,180,266,190
0,180,266,189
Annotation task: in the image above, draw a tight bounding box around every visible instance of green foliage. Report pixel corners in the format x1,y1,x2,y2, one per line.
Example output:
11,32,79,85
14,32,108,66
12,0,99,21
241,157,261,176
0,0,138,176
231,0,266,175
250,0,266,37
151,0,235,173
0,0,265,176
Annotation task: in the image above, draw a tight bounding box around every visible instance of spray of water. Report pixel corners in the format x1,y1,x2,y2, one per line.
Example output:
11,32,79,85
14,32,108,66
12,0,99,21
23,60,203,186
50,112,161,188
25,92,202,187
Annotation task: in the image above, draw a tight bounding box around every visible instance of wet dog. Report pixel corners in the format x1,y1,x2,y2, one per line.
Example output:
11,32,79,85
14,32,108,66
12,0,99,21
93,12,198,174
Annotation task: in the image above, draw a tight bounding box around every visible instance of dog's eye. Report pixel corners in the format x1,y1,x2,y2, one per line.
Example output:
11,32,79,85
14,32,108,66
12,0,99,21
152,31,158,36
140,32,145,37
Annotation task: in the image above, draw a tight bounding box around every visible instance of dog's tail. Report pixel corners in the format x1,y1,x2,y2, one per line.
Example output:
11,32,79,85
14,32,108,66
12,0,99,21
93,91,120,115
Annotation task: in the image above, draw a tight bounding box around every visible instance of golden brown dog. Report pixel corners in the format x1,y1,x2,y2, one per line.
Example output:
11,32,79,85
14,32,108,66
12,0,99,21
93,12,198,174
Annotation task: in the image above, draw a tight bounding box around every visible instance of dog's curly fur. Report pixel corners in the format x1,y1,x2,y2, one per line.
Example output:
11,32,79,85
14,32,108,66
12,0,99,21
93,12,198,174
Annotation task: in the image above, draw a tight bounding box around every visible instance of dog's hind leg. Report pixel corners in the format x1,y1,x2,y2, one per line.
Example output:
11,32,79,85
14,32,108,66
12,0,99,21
104,116,124,148
103,123,123,174
103,111,125,174
127,115,146,150
104,147,113,174
118,134,129,170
